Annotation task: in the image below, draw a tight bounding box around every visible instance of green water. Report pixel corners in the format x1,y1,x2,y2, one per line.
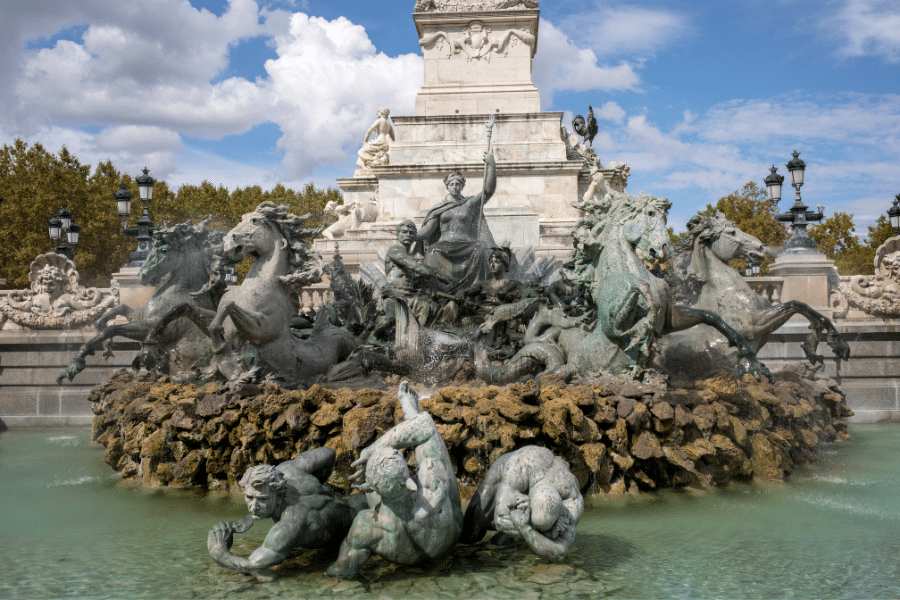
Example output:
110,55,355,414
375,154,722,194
1,426,898,599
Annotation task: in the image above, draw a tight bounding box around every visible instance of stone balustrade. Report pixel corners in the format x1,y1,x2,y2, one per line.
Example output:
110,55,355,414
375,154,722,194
298,283,331,311
744,276,784,304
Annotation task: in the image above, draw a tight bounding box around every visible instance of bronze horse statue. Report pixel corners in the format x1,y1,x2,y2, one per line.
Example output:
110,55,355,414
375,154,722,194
148,202,358,383
58,218,225,384
475,187,770,382
658,213,849,374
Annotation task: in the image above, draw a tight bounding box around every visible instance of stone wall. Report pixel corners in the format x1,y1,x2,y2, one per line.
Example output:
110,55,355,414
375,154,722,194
0,330,137,427
756,319,900,423
89,368,851,498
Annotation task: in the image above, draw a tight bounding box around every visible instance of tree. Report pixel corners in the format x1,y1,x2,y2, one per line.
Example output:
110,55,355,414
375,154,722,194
808,212,870,275
828,215,898,276
696,181,789,274
0,140,133,288
866,215,895,253
807,211,859,255
0,140,343,289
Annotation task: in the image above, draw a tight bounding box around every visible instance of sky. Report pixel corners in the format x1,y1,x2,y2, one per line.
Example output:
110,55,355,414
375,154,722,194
1,0,899,237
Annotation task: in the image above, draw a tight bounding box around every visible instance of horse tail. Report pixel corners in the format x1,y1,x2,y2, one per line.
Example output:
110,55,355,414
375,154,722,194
474,342,565,385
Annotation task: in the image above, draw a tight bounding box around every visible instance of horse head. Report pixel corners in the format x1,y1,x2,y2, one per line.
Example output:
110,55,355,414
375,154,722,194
224,209,284,262
141,216,217,286
676,214,765,277
621,194,672,264
225,202,325,290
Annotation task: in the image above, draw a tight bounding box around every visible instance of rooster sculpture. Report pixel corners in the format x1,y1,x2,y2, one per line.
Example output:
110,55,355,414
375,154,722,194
572,105,598,147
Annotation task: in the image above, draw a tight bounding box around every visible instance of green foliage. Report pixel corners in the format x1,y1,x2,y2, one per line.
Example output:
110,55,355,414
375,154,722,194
0,139,342,289
829,216,898,276
807,211,860,257
0,140,133,288
159,182,339,235
866,215,895,252
807,211,865,274
699,181,789,275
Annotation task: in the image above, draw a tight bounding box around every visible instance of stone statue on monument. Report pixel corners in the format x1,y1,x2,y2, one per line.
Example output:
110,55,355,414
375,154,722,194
415,115,498,293
322,197,378,240
356,107,394,176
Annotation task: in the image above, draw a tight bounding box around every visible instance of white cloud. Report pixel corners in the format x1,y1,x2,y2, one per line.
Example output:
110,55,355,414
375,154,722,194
533,20,641,107
94,125,183,153
11,0,270,141
828,0,900,62
2,1,425,183
559,6,691,59
263,13,422,177
596,93,900,231
168,148,279,191
595,101,627,124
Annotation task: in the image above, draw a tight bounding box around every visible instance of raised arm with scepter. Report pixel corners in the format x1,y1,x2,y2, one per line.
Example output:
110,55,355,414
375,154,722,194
413,113,499,291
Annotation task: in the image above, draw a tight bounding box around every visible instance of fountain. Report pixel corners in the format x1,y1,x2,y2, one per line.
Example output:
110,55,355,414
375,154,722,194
5,1,892,596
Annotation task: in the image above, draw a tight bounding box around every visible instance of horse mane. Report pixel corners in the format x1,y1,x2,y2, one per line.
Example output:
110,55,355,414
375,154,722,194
253,201,324,294
152,216,229,304
563,189,671,283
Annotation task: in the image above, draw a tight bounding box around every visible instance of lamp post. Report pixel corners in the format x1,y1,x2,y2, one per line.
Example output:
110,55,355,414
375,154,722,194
888,193,900,234
765,151,823,253
224,265,238,286
117,168,162,266
747,258,760,277
47,204,81,260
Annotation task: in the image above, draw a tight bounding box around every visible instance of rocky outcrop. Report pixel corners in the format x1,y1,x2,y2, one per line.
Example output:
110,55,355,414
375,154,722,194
89,368,852,497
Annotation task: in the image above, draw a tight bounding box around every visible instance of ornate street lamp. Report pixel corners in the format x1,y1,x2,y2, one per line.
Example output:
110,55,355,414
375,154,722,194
766,151,824,253
888,193,900,234
747,258,761,277
114,184,132,220
47,204,80,260
117,168,162,266
764,166,784,205
225,265,238,286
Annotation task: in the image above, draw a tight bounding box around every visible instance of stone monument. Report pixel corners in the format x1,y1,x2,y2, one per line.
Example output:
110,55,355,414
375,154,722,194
314,0,630,272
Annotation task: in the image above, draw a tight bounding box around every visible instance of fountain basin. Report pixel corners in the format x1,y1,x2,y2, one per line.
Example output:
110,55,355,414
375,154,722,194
2,425,898,599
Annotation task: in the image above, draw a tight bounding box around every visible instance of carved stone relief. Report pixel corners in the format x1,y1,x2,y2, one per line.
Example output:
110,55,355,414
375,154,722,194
831,235,900,318
415,0,538,12
0,253,119,329
419,21,535,61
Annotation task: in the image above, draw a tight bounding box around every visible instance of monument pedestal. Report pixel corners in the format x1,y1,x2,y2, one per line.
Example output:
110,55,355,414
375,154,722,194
768,250,835,318
414,9,540,116
111,267,155,310
329,3,631,274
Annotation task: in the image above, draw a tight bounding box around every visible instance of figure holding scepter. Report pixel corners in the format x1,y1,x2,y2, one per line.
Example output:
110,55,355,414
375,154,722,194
415,115,498,293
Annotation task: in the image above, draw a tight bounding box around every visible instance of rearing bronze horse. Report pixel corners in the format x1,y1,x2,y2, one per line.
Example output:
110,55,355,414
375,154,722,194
148,202,358,382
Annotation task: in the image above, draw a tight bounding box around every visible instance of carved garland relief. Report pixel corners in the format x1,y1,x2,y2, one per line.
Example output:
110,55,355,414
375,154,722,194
419,21,535,62
0,252,120,329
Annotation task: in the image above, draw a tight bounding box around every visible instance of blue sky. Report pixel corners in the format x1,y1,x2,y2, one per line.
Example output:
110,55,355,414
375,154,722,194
1,0,899,237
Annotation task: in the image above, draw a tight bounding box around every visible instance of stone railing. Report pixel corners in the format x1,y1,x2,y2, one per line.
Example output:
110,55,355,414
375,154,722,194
298,283,331,311
744,276,784,304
